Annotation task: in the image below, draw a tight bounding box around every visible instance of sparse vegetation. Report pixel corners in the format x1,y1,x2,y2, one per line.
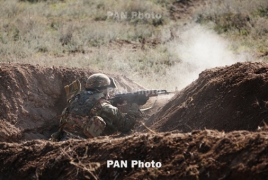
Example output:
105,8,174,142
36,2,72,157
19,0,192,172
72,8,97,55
0,0,178,90
0,0,268,90
194,0,268,59
2,2,268,179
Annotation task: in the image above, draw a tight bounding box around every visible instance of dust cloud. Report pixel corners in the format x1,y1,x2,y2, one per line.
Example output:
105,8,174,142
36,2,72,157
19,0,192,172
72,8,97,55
166,24,252,90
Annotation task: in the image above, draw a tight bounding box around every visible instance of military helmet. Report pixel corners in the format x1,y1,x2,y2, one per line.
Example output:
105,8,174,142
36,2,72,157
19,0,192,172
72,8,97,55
85,73,117,90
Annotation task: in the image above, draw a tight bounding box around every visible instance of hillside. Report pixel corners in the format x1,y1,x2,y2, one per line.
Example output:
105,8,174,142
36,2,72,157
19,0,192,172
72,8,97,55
0,62,268,179
1,0,268,179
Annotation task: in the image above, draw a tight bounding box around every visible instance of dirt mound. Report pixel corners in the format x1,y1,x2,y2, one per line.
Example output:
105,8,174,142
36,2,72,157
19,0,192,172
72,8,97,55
2,62,268,179
1,128,268,180
146,62,268,133
0,63,143,142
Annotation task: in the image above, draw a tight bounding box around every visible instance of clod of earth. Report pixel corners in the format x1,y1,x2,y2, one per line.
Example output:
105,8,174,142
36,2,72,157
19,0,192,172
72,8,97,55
1,62,268,179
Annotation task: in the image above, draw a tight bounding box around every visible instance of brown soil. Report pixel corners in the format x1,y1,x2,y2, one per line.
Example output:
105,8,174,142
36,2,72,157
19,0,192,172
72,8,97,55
1,62,268,180
146,62,268,133
2,129,268,180
0,63,143,143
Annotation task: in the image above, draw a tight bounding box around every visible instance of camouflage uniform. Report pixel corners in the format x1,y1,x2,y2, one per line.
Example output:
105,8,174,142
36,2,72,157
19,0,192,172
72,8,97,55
51,73,140,141
61,91,138,137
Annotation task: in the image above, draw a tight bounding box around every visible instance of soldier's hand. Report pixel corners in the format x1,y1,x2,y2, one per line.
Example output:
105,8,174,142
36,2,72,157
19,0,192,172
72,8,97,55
116,100,131,113
127,103,142,118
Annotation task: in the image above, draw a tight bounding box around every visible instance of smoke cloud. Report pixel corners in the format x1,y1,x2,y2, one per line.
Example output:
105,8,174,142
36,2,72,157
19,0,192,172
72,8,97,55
167,24,251,90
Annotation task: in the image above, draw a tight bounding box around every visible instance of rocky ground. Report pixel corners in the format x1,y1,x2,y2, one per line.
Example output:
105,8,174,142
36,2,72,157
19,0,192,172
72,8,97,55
1,62,268,179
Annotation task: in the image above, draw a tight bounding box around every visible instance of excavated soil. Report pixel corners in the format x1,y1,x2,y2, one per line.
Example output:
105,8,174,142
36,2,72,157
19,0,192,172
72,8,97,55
2,129,268,180
145,62,268,133
0,63,143,142
1,62,268,179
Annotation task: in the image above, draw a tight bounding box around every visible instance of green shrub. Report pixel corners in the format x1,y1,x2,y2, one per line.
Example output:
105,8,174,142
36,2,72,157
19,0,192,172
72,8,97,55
257,7,268,18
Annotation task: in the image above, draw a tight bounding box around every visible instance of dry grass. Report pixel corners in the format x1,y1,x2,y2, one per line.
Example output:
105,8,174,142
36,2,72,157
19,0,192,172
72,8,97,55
194,0,268,59
11,40,181,90
61,146,100,180
0,0,268,90
0,0,169,57
0,0,180,90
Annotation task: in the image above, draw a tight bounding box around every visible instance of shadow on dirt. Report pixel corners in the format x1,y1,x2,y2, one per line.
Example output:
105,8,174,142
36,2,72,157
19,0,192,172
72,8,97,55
1,62,268,179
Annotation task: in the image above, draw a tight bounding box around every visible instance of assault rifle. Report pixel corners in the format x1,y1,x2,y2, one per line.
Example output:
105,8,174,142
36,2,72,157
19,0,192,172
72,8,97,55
109,89,174,107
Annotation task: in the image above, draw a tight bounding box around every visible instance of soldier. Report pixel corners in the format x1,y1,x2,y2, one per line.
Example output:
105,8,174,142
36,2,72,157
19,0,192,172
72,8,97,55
51,73,141,141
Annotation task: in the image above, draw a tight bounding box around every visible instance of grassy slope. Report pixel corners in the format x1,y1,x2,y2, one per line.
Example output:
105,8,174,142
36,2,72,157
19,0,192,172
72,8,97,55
194,0,268,59
0,0,268,90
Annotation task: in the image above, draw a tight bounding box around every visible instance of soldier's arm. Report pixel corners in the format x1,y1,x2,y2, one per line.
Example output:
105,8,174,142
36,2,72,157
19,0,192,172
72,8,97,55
99,101,137,132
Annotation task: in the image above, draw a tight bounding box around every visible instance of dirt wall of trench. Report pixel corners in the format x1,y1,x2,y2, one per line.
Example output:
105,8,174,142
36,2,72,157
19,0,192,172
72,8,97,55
0,63,143,142
145,62,268,133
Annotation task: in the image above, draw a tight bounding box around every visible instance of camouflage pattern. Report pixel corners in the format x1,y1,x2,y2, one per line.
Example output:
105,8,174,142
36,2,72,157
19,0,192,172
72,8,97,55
84,116,106,137
68,91,104,116
86,73,111,89
62,113,105,138
96,99,141,134
116,103,131,113
58,90,140,139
